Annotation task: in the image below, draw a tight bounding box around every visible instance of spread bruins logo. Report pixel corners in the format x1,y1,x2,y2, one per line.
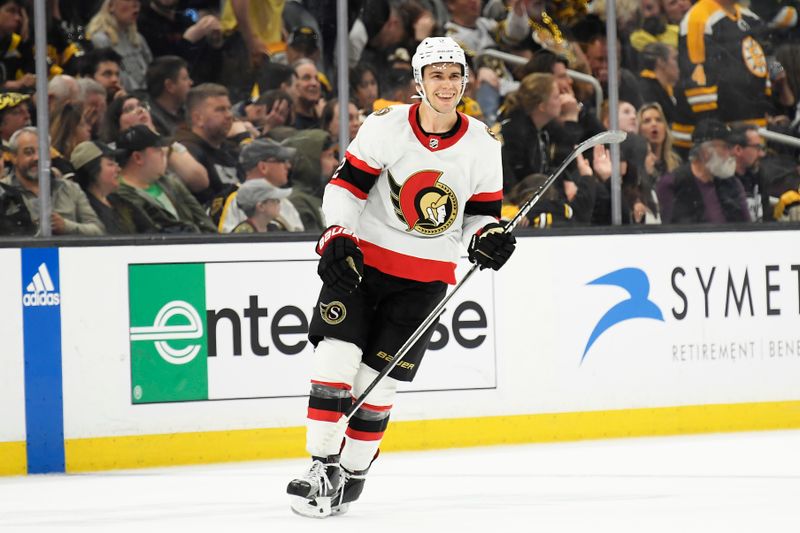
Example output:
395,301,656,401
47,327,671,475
319,301,347,325
389,170,457,235
741,36,767,78
374,106,392,116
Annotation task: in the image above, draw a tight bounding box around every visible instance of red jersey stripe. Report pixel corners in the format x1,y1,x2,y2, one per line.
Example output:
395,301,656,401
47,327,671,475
360,239,456,284
345,151,381,175
330,178,369,200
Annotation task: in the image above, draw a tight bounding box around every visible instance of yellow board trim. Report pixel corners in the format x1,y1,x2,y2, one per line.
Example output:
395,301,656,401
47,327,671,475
0,441,27,475
60,400,800,473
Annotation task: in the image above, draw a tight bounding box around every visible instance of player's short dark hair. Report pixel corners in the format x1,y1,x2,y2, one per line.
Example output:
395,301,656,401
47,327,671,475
145,56,188,99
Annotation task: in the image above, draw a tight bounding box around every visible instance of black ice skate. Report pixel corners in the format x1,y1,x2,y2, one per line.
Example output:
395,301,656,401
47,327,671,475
331,466,369,516
287,455,341,518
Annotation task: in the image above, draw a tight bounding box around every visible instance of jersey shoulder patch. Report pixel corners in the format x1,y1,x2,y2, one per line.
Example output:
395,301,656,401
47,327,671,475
373,106,392,116
486,124,502,143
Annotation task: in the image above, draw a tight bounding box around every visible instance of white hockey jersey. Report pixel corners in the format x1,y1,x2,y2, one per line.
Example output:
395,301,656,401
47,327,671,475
322,104,503,284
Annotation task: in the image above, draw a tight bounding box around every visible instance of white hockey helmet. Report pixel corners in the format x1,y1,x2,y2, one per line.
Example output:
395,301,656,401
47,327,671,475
412,37,469,86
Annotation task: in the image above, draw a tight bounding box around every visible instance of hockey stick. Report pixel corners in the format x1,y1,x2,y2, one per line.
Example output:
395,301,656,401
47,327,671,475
323,130,626,443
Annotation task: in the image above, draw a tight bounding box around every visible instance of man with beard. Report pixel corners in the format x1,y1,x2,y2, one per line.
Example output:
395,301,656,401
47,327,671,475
175,83,245,207
0,127,103,234
656,119,750,223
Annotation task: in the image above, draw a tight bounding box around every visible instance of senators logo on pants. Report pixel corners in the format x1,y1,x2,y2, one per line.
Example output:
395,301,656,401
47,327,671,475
389,170,457,235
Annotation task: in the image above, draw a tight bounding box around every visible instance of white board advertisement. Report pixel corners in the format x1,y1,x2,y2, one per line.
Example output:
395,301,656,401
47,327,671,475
0,248,25,443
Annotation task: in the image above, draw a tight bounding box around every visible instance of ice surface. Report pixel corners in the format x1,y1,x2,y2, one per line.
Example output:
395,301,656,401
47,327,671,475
1,430,799,532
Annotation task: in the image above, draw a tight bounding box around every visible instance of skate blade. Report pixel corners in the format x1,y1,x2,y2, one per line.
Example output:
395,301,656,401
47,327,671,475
290,495,333,519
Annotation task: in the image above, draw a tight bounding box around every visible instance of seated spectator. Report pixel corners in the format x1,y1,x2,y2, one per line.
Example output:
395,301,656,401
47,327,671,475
1,127,104,235
115,125,216,233
77,48,125,102
350,62,380,115
50,103,92,176
348,0,408,71
77,78,109,139
501,173,579,229
582,34,643,110
234,89,293,139
231,179,291,233
656,119,750,224
281,128,336,231
175,83,245,206
500,73,563,191
517,49,605,149
0,92,31,147
320,98,361,145
146,55,193,137
638,43,678,125
635,102,681,223
215,138,302,233
0,0,35,92
729,123,771,222
291,58,325,130
101,94,210,194
47,75,80,114
0,178,34,235
71,140,144,234
86,0,153,92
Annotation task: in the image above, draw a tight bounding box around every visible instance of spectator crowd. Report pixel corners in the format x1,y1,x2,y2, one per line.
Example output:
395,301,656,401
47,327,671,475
2,0,800,237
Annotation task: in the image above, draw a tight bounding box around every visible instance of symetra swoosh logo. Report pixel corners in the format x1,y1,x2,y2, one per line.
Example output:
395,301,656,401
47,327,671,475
581,268,664,363
130,300,203,365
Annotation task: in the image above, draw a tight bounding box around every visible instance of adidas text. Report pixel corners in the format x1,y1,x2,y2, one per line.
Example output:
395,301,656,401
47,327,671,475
23,291,60,307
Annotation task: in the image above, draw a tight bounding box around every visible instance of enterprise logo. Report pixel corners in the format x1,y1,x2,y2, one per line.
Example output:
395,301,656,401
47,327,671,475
129,300,204,365
581,267,664,363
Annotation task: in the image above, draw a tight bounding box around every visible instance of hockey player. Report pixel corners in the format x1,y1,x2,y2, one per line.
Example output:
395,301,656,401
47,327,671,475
286,36,516,518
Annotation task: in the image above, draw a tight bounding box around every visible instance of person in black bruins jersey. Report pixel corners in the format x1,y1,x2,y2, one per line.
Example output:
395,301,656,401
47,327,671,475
286,36,516,519
671,0,773,152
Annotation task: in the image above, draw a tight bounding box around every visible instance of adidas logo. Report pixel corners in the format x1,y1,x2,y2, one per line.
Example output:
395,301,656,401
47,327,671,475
23,262,60,307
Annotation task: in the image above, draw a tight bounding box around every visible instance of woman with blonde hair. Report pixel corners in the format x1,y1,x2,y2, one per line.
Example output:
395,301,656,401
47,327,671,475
86,0,152,92
629,101,681,223
500,73,562,191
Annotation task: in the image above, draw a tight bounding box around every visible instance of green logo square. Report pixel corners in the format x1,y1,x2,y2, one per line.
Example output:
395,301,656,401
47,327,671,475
129,263,208,403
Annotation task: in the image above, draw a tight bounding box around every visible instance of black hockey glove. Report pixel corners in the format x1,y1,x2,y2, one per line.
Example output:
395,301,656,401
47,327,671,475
316,225,364,293
468,222,516,271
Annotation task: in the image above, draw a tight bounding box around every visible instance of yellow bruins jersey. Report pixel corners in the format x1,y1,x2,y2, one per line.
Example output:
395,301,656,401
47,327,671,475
671,0,772,149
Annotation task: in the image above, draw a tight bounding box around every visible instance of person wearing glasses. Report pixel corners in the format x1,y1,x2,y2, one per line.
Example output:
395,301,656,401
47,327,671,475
729,123,769,221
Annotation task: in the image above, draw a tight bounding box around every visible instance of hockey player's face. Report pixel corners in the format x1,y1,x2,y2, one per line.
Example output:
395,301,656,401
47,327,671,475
421,63,463,113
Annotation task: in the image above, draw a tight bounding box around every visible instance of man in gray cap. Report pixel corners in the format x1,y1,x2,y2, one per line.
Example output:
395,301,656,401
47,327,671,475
232,179,292,233
217,137,304,232
656,119,750,224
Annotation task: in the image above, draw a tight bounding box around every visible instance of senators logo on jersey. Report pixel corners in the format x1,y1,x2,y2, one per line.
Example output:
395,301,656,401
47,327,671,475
389,169,458,235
